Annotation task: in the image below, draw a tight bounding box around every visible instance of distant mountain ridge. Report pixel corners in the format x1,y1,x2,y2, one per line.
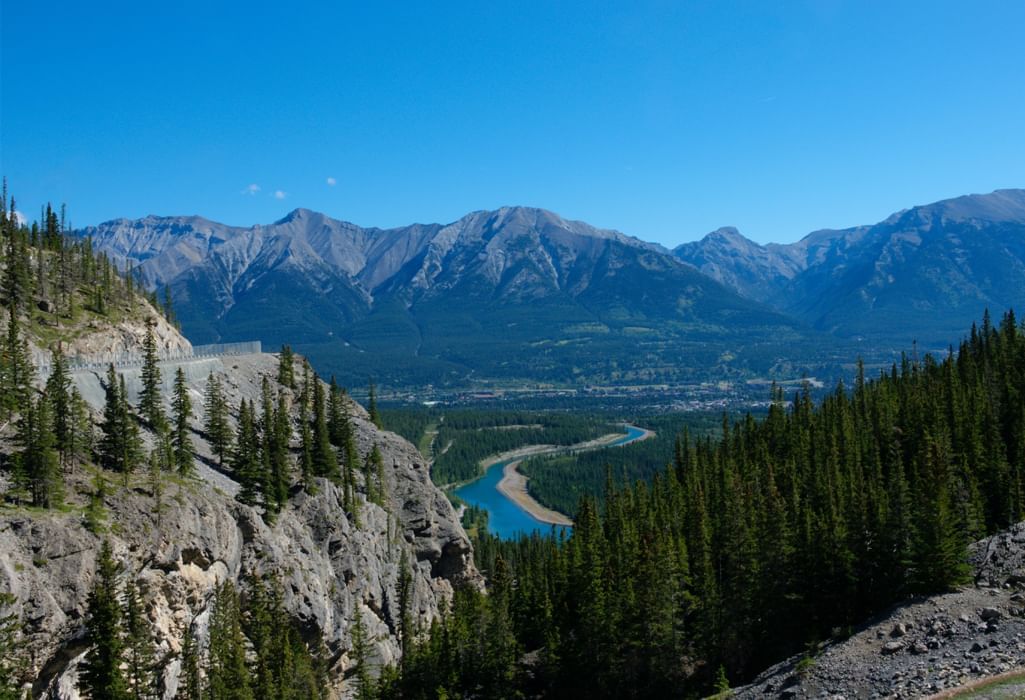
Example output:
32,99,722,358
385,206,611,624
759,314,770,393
79,206,808,388
673,226,805,302
674,189,1025,343
79,189,1025,388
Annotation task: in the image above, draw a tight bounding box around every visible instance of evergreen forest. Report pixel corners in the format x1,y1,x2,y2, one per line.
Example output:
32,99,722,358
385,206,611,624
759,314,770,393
382,309,1025,698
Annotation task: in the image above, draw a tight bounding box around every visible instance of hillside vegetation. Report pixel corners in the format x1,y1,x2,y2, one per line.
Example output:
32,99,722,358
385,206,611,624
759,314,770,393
383,310,1025,699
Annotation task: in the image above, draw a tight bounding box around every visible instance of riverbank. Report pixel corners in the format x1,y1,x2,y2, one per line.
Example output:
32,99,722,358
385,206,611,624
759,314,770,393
496,460,574,526
487,425,656,527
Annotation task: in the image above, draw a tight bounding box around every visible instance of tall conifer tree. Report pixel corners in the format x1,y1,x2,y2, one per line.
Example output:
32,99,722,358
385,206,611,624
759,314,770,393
123,578,157,700
80,540,127,699
138,321,165,430
172,367,194,476
203,373,231,465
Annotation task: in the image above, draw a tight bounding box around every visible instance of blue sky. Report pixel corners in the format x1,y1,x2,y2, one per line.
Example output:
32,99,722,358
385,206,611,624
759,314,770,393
2,1,1023,246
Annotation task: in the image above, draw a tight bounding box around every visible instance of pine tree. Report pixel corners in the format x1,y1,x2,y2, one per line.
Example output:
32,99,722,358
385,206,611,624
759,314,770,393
278,345,295,389
340,409,360,515
15,394,63,508
98,365,143,476
299,392,315,492
312,379,339,482
0,592,24,700
119,375,143,483
912,434,970,591
233,400,263,507
93,283,106,315
67,387,93,470
206,582,253,700
482,555,519,696
138,321,165,431
80,540,127,699
271,391,292,507
172,367,194,476
259,378,288,516
123,578,157,700
1,209,29,312
243,575,276,698
45,345,73,467
300,359,313,414
367,380,381,428
365,444,385,506
84,471,109,534
351,607,375,700
327,377,345,446
203,373,231,465
179,625,202,700
1,309,34,417
397,551,414,669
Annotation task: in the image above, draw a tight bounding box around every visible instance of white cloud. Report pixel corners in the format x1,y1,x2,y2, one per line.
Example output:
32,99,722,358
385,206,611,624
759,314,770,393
273,190,287,200
242,183,261,195
326,177,337,186
12,210,26,226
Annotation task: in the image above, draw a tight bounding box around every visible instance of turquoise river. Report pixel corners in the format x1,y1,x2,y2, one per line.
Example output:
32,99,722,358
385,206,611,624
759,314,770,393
453,425,649,540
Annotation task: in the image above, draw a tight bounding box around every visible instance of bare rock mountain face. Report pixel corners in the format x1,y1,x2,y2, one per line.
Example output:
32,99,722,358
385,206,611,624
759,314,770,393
674,189,1025,346
79,206,808,388
672,226,805,302
0,312,480,698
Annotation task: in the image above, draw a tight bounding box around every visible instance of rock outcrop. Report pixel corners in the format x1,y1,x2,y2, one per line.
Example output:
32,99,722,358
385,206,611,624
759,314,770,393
1,319,479,698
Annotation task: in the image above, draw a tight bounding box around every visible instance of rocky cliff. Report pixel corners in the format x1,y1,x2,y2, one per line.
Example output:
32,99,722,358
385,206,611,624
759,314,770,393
0,312,480,698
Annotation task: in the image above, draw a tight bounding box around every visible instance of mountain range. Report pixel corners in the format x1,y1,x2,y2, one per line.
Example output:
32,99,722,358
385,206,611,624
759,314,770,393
77,189,1025,389
674,189,1025,343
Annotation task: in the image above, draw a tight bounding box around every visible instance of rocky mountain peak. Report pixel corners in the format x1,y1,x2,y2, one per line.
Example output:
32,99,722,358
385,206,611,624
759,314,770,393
705,226,747,243
274,207,327,225
75,202,796,389
674,226,804,301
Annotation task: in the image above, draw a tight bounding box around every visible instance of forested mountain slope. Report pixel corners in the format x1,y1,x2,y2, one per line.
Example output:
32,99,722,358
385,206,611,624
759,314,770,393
387,310,1025,698
734,520,1025,698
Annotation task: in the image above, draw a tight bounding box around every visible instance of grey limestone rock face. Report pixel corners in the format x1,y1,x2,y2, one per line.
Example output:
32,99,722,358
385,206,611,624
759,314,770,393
0,352,479,699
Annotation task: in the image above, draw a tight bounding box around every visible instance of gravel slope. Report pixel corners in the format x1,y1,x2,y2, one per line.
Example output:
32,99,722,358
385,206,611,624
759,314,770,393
734,524,1025,699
